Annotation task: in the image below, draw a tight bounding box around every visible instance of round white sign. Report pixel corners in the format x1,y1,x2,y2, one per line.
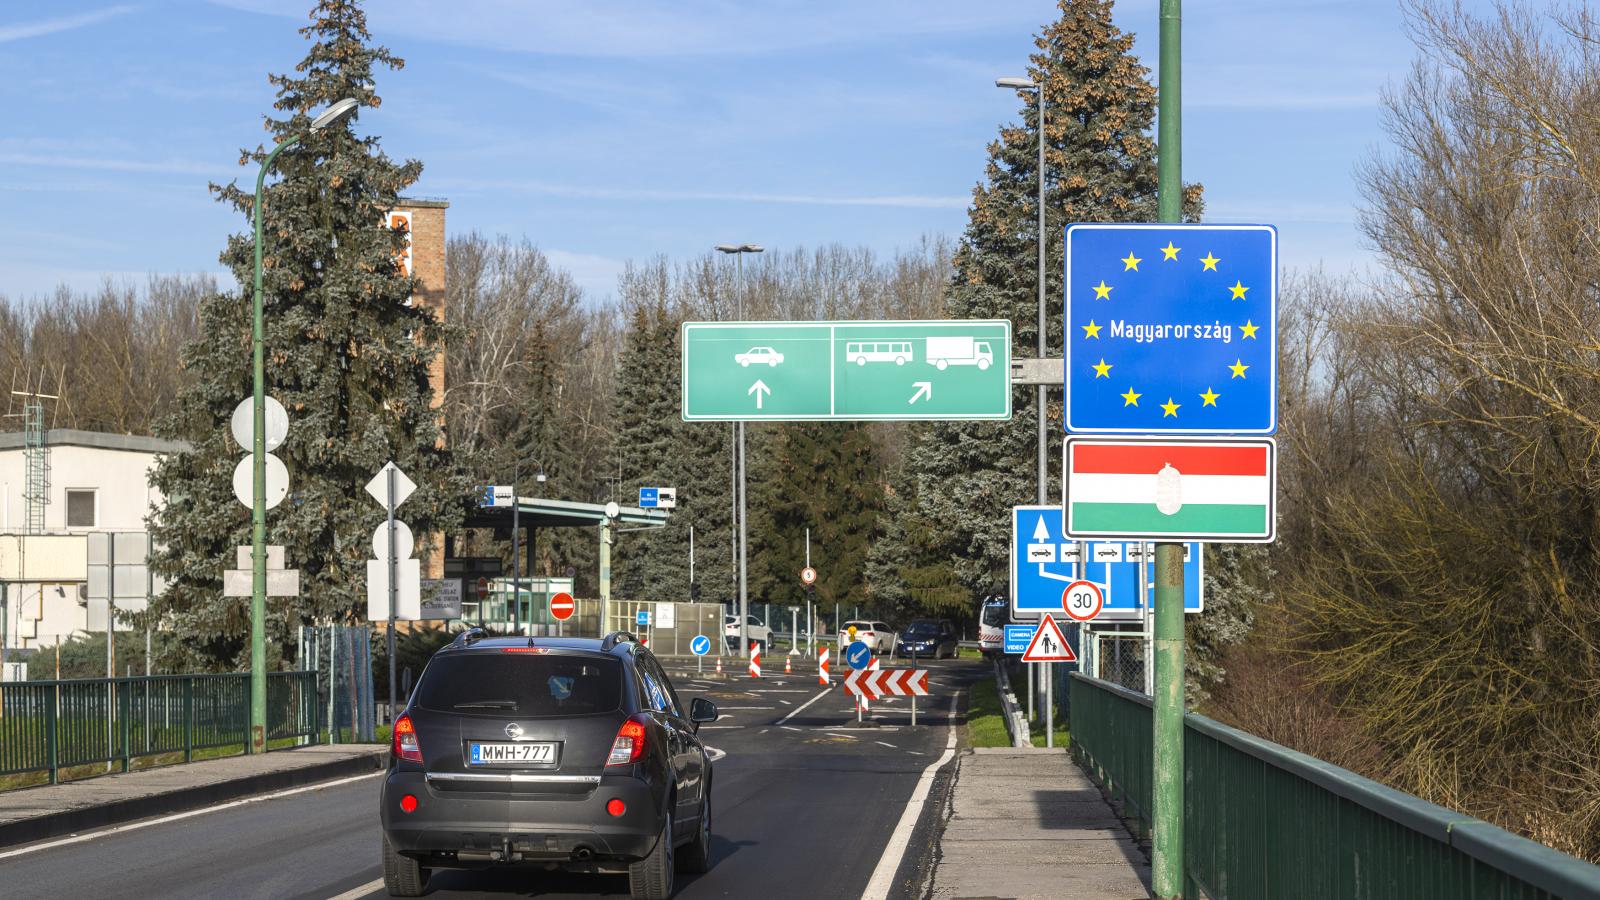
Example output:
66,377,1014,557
232,452,289,510
371,520,415,561
1061,580,1105,622
230,396,289,453
799,566,817,586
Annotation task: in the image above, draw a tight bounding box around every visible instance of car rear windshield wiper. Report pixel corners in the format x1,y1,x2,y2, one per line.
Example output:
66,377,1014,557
452,700,518,710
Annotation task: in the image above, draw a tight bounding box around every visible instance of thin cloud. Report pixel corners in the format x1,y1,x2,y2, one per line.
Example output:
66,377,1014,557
0,152,225,177
0,5,137,44
436,178,968,210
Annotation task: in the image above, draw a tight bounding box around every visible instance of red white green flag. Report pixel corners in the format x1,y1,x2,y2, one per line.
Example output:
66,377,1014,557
1063,437,1275,542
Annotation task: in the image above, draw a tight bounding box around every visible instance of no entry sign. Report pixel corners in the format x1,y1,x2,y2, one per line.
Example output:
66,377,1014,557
549,592,575,621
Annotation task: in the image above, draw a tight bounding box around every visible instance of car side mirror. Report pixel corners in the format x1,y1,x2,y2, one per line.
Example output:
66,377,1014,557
690,697,718,728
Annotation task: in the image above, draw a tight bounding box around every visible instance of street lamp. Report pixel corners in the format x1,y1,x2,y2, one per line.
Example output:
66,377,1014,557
714,243,762,658
995,77,1047,506
249,96,359,754
997,75,1051,746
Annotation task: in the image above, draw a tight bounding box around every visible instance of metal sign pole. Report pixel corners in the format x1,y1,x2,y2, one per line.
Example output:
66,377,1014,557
386,467,398,726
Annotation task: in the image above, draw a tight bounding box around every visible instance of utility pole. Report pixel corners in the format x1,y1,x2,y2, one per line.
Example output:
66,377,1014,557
1153,2,1186,896
511,466,520,635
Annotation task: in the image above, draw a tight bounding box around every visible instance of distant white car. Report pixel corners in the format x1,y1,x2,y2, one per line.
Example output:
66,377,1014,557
735,347,784,367
838,620,893,655
723,615,773,650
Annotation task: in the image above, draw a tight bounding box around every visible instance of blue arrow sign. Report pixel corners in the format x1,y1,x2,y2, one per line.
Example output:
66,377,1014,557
1011,505,1202,621
636,610,651,627
846,641,872,671
1003,625,1032,654
1066,224,1277,434
690,635,711,656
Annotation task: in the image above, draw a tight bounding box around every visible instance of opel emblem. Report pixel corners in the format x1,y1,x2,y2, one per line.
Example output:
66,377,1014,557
504,722,523,740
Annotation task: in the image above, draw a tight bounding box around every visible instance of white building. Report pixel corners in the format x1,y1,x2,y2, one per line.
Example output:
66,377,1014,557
0,429,184,651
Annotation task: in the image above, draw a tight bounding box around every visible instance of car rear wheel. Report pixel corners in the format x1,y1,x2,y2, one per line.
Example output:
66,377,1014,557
629,811,674,899
678,789,712,874
381,833,429,897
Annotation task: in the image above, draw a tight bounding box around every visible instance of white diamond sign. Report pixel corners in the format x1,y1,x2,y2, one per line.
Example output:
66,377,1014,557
365,461,416,510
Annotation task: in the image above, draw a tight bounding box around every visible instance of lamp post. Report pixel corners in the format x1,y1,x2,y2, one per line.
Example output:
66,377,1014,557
714,243,762,657
510,463,547,635
997,75,1051,744
249,96,359,754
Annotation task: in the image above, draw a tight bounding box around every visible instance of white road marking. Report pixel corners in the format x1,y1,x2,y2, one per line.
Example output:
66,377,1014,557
700,725,742,729
861,693,960,900
714,706,775,710
778,700,792,706
774,686,833,725
0,771,383,861
705,746,727,762
325,877,383,900
874,741,898,749
780,726,801,732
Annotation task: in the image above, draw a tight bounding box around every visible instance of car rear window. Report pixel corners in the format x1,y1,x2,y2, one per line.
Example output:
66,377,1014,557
414,653,623,716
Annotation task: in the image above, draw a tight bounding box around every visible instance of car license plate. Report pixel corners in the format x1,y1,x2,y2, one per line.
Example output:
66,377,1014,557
469,742,557,765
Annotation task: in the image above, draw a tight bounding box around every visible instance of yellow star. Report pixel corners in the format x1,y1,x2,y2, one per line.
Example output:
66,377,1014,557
1240,319,1259,339
1161,397,1180,418
1200,387,1220,407
1093,280,1113,300
1092,358,1112,378
1160,241,1180,261
1121,252,1142,271
1120,387,1141,407
1229,280,1249,300
1200,252,1220,271
1082,319,1102,339
1229,358,1249,379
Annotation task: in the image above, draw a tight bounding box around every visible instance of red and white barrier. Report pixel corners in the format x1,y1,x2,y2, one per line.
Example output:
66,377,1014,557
748,645,762,678
818,648,831,685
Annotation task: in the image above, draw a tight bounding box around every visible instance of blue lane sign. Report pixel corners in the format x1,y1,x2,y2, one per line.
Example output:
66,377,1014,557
690,635,711,656
639,487,659,508
1065,223,1277,434
846,641,872,671
1011,505,1202,621
636,610,651,627
1003,625,1032,654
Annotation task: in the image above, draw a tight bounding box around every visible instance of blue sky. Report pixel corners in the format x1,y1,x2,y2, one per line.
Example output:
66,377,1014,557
0,1,1482,302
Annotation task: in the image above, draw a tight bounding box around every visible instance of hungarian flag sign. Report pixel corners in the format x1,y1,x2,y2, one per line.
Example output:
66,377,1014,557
1064,437,1275,542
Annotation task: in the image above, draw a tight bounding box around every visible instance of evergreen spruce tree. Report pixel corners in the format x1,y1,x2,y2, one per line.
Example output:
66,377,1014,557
609,301,733,605
144,0,465,670
870,0,1202,610
747,423,883,614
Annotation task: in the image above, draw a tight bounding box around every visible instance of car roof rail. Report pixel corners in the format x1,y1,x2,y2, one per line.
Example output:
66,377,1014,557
600,631,638,652
451,627,489,648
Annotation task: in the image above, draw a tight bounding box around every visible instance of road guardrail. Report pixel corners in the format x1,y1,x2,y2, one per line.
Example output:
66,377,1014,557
1069,673,1600,898
0,671,319,786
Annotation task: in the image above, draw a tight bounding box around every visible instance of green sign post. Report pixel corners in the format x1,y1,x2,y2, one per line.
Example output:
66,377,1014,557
681,320,1012,422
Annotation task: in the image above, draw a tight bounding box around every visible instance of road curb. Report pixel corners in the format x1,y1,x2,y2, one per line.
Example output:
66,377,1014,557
0,747,386,851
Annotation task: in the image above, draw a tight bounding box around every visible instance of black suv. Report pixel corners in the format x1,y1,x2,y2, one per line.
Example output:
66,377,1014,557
379,630,719,898
894,619,959,659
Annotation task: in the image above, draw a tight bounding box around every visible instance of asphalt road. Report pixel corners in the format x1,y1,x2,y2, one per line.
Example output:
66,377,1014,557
3,655,986,900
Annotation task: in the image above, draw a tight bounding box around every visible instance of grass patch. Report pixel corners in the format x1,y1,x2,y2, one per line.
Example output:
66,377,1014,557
1027,710,1071,749
964,675,1014,748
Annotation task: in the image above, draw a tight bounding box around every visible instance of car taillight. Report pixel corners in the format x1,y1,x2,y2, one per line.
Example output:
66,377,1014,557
607,715,649,766
392,714,423,763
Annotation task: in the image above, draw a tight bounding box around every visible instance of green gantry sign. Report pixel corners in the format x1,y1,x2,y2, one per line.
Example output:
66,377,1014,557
681,320,1012,421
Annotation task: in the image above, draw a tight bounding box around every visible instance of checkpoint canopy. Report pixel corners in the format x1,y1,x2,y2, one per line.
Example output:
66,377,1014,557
1065,223,1277,435
1011,505,1201,622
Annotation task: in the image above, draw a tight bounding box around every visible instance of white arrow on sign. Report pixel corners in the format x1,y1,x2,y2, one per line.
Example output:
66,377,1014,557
748,379,771,410
365,461,416,509
908,381,932,405
1032,516,1050,542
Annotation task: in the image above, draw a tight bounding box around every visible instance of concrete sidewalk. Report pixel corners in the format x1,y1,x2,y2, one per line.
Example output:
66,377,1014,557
0,743,385,849
929,747,1151,899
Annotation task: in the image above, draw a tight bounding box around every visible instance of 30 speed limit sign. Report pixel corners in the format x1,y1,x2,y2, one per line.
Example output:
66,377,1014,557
1061,580,1104,622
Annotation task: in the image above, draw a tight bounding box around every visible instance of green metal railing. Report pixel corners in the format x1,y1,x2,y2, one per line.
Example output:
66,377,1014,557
0,671,319,785
1069,673,1600,899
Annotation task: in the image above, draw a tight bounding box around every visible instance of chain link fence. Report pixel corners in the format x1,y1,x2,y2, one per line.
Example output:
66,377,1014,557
1084,629,1149,695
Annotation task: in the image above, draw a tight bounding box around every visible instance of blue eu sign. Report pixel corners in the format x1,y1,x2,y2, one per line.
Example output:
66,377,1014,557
1065,224,1277,434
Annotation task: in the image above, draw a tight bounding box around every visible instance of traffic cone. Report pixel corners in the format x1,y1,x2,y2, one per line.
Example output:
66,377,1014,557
716,656,722,674
785,655,792,674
